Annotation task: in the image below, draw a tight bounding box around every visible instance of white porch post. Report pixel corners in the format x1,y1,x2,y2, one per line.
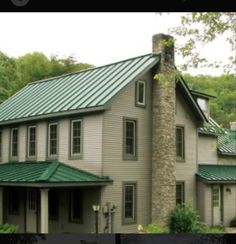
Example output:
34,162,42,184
40,189,49,233
0,187,3,224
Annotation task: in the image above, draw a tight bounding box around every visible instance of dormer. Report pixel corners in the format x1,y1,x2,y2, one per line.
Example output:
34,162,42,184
191,90,215,120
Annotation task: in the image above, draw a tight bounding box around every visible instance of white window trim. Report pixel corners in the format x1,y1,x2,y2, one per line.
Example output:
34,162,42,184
48,122,58,158
136,80,146,106
10,128,18,159
27,125,37,159
70,119,82,157
0,130,2,161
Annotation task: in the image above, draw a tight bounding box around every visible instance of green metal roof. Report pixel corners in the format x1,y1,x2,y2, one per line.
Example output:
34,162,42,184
0,53,160,125
218,130,236,156
197,164,236,183
0,161,112,186
199,117,225,136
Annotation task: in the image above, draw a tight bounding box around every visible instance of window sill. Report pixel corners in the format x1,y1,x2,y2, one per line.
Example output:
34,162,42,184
123,156,138,161
176,158,185,163
135,103,146,108
69,155,83,160
122,219,137,225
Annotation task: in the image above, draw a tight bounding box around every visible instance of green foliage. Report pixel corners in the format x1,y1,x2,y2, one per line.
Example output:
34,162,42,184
230,216,236,227
0,51,93,104
170,12,236,73
202,226,226,233
184,73,236,128
170,203,201,233
140,223,169,233
0,223,18,233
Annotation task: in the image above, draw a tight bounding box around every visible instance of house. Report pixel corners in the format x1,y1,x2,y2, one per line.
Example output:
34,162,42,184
0,33,235,233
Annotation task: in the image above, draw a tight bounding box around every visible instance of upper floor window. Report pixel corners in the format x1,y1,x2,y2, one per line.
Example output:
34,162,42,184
27,125,37,159
70,119,82,157
123,119,137,160
0,130,2,161
176,126,185,161
136,80,146,107
123,183,137,224
48,123,58,157
10,128,18,159
176,182,185,205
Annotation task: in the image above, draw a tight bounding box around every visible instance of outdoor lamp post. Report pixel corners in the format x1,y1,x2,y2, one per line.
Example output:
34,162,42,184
92,205,100,233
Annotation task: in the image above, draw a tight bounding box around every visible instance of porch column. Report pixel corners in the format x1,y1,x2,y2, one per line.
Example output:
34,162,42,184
0,187,3,224
40,189,49,233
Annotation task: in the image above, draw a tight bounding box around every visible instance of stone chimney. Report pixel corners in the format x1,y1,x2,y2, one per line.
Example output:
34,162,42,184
151,34,176,226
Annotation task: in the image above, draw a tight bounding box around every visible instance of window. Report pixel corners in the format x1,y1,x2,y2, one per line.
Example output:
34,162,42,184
10,128,18,159
123,183,137,224
124,119,137,159
28,189,37,210
70,120,82,157
176,182,185,205
212,187,220,207
49,190,59,220
70,189,83,222
27,126,37,158
48,123,58,157
136,80,146,107
197,98,207,112
176,126,185,161
9,188,19,215
0,130,2,161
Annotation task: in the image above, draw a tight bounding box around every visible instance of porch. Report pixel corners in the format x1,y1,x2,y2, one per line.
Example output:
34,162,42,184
0,161,112,233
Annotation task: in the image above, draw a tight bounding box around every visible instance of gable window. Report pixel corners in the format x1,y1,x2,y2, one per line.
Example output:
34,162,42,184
176,182,185,205
10,128,18,159
123,119,137,160
136,80,146,107
70,189,83,223
176,126,185,161
70,120,82,157
49,190,59,220
27,125,37,159
9,188,19,215
0,130,2,161
48,123,58,157
123,183,137,224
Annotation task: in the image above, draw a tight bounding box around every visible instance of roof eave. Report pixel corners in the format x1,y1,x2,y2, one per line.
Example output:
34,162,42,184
217,151,236,156
196,175,236,184
0,106,106,126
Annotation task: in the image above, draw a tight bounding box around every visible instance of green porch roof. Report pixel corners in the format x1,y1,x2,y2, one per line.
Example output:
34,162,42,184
197,164,236,183
0,53,160,125
0,161,112,187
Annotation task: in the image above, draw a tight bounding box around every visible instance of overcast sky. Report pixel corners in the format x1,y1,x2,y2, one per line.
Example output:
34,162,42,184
0,12,232,76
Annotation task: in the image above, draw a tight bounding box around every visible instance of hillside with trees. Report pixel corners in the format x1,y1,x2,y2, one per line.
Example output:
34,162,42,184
184,74,236,128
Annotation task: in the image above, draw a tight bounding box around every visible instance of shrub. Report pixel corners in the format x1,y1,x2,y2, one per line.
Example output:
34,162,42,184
202,225,226,233
230,217,236,227
0,223,18,233
169,203,201,233
139,223,169,233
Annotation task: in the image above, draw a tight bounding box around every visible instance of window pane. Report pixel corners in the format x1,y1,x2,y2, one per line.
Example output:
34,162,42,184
28,127,36,157
49,124,57,156
124,184,136,220
138,82,144,104
176,127,184,159
176,183,184,205
28,189,37,210
11,129,18,157
125,121,136,156
71,121,81,156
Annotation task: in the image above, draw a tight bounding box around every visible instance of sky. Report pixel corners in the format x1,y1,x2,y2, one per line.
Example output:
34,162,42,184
0,12,232,76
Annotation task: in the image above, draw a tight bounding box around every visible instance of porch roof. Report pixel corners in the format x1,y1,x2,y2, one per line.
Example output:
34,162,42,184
197,164,236,184
0,161,112,187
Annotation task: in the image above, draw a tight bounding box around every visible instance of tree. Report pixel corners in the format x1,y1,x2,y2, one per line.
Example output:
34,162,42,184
170,12,236,73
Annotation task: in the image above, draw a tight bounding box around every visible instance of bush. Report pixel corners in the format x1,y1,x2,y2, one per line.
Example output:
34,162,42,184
202,225,226,233
139,223,169,233
170,203,201,233
230,217,236,227
0,223,18,233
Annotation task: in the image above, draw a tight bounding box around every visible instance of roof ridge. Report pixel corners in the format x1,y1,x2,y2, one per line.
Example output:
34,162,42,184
29,53,159,85
38,161,60,181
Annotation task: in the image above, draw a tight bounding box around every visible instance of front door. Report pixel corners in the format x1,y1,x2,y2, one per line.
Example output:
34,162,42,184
26,188,37,233
212,185,221,225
